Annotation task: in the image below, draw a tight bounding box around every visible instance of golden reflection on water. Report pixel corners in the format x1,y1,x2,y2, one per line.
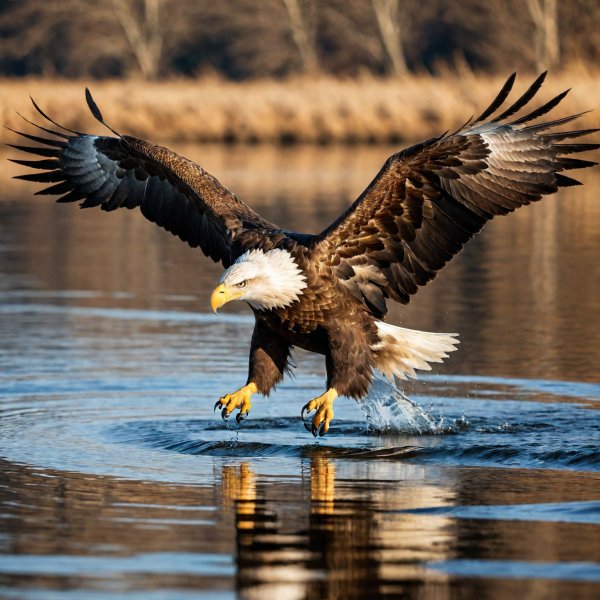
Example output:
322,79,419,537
222,463,258,530
310,457,335,515
1,144,599,382
1,457,598,599
208,457,455,599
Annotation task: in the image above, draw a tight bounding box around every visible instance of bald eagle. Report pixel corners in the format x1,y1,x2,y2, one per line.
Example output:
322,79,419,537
10,73,598,436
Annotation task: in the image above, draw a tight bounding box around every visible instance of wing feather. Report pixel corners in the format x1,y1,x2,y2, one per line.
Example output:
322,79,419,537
11,93,281,267
489,71,548,123
315,74,598,318
472,72,516,124
510,89,570,125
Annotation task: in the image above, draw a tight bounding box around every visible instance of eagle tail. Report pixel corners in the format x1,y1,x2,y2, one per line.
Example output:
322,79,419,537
373,321,459,380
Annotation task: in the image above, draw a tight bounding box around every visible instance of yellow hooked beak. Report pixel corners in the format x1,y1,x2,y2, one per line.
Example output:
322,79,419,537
210,283,242,313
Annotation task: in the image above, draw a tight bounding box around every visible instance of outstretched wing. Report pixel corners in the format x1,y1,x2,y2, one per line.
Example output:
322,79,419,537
316,73,598,317
9,90,278,267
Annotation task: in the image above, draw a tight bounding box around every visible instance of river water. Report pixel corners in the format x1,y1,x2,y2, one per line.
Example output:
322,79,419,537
1,144,599,599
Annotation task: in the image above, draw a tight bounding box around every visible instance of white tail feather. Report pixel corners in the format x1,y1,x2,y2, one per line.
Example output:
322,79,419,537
373,321,459,380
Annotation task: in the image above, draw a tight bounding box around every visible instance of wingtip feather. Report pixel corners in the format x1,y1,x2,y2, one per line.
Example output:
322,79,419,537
472,72,517,124
14,109,69,139
29,96,83,135
491,71,549,124
85,87,104,124
85,87,123,139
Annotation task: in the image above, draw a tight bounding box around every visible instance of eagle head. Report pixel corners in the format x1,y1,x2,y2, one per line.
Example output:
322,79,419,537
210,249,307,313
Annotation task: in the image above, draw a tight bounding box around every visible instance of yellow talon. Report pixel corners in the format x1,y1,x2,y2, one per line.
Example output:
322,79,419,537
301,388,338,436
215,382,257,423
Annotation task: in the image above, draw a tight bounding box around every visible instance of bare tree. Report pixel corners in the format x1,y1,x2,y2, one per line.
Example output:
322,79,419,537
0,0,197,79
525,0,560,71
281,0,319,73
2,0,600,79
319,1,385,74
371,0,409,76
111,0,164,79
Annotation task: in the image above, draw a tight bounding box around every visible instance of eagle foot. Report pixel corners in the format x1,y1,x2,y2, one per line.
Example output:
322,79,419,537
214,382,257,424
301,388,338,437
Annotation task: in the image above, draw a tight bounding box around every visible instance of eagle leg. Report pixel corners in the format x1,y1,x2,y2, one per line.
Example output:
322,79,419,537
214,382,258,424
301,388,338,437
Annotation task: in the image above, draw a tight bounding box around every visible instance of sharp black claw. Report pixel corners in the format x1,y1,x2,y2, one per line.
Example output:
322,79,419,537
311,424,319,437
221,407,230,422
304,422,312,433
319,424,328,437
301,406,309,421
236,411,248,424
214,401,222,413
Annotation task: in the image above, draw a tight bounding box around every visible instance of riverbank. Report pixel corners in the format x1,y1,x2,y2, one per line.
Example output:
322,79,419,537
1,68,599,145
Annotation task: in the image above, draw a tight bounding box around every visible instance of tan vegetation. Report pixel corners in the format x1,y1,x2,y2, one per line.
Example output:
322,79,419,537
2,68,600,146
1,1,598,147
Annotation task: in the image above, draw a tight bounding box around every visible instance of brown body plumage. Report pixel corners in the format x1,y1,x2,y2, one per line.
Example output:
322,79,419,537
9,73,598,435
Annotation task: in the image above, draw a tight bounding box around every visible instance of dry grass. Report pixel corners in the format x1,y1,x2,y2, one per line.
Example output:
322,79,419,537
1,67,600,146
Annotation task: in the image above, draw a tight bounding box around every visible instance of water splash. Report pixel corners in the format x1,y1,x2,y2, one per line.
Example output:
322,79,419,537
358,376,452,434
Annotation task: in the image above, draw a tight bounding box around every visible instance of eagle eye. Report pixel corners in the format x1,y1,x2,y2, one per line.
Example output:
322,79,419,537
236,280,247,288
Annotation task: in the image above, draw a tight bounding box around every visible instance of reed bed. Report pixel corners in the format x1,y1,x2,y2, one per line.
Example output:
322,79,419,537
1,68,599,146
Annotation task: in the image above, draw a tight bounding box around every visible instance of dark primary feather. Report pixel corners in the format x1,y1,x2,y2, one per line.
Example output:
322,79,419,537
472,72,516,123
9,91,284,267
85,87,105,124
316,74,598,316
489,71,547,122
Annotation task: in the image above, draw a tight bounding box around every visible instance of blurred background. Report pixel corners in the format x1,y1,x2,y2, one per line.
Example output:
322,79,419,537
1,0,600,145
1,0,599,80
